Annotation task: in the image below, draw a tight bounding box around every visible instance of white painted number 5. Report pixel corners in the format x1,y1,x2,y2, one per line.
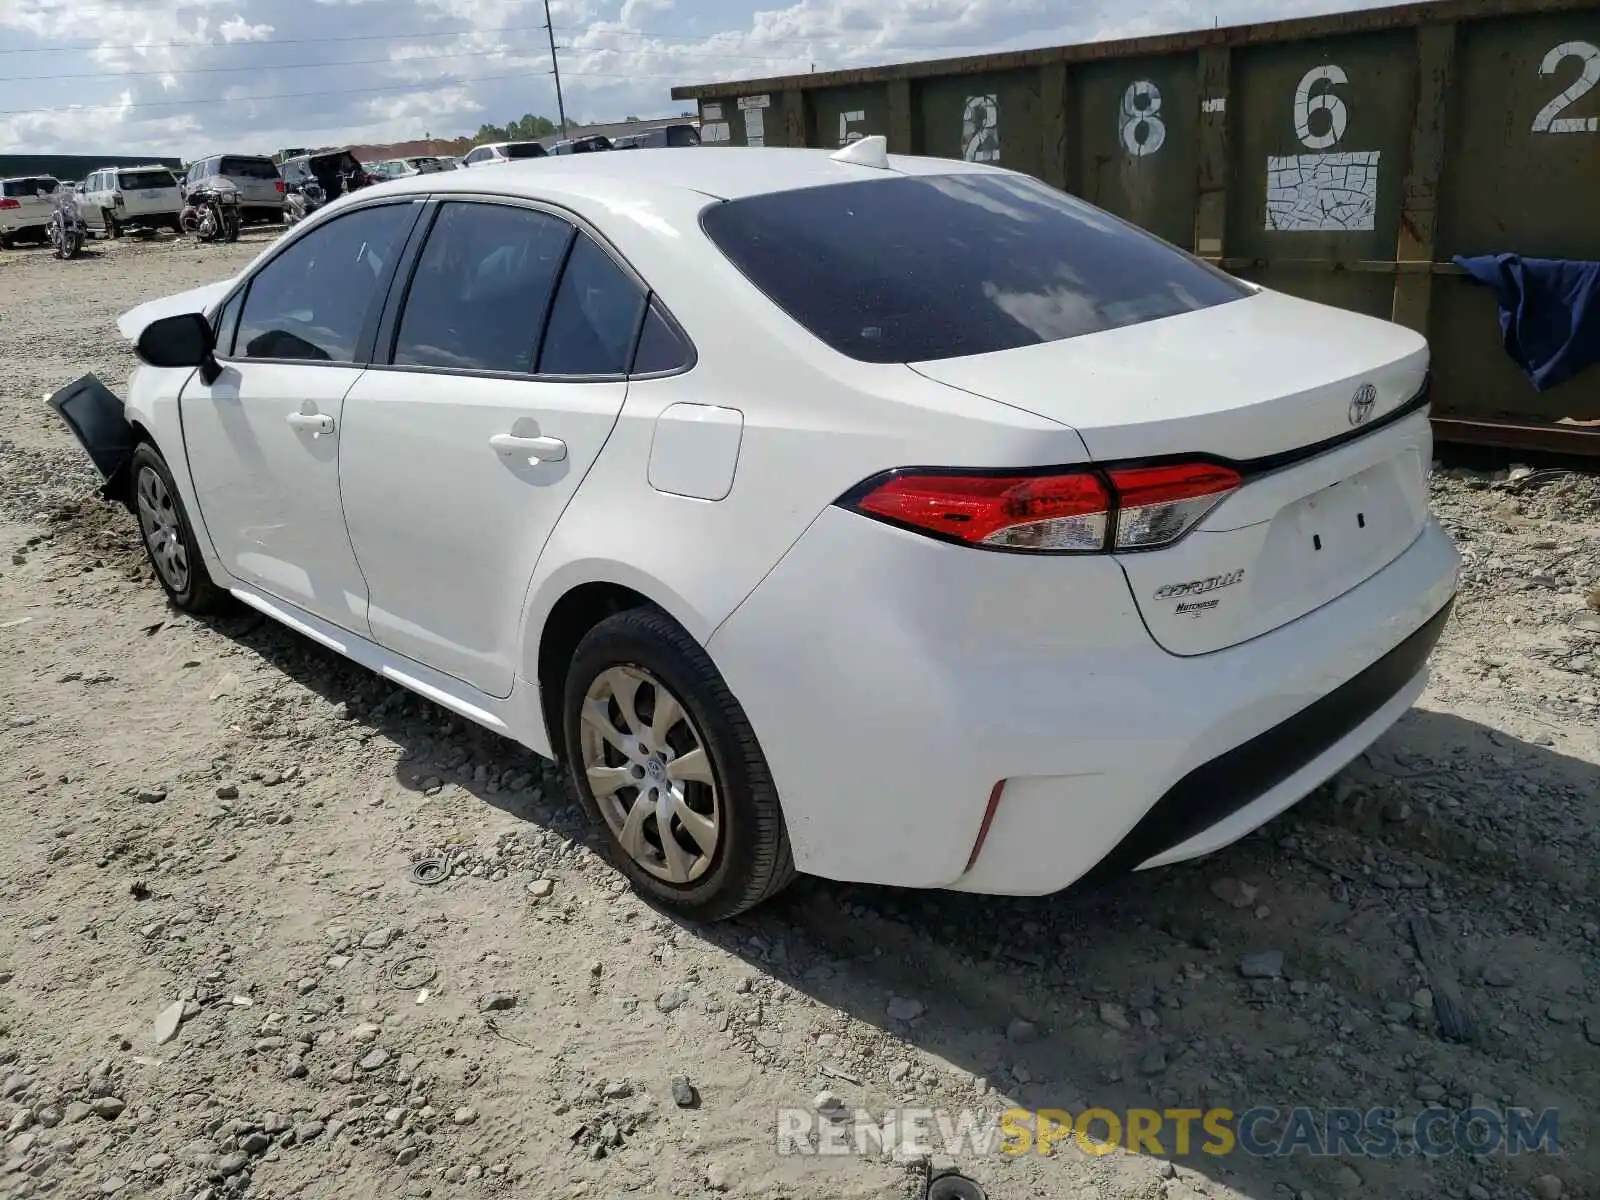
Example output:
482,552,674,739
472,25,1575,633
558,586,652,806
1294,64,1349,150
1531,41,1600,133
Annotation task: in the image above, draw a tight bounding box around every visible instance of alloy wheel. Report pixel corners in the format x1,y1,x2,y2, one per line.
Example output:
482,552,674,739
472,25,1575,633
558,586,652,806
135,466,190,593
579,665,721,884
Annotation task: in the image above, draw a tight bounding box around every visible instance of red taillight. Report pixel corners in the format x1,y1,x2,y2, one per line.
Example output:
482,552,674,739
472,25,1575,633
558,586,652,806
851,471,1111,552
1106,462,1241,550
275,179,286,194
0,198,18,210
843,460,1241,554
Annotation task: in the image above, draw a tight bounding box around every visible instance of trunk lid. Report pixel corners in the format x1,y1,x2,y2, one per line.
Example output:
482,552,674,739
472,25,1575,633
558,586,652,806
911,288,1435,656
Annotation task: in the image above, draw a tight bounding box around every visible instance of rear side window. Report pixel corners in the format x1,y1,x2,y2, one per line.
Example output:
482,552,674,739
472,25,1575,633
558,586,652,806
631,299,693,375
505,142,547,159
393,202,574,374
665,125,699,147
3,177,56,197
537,234,647,376
119,170,177,190
700,173,1251,364
220,157,279,180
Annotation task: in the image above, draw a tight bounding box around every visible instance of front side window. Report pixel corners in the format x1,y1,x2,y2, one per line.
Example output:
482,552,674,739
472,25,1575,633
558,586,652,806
700,173,1251,365
213,287,245,357
236,203,414,363
537,234,647,376
393,202,574,374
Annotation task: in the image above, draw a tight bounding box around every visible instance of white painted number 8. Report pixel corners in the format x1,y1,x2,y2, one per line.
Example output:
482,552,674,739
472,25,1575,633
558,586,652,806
1120,80,1165,157
1295,64,1349,150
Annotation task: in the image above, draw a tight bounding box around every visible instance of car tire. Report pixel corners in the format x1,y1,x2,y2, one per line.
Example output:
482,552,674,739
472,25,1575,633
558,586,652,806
563,607,796,921
103,210,120,238
0,234,11,251
129,443,226,614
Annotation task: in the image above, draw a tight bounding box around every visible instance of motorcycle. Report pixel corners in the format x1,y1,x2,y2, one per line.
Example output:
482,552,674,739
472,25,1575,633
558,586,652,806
47,189,88,260
283,179,326,226
180,180,240,243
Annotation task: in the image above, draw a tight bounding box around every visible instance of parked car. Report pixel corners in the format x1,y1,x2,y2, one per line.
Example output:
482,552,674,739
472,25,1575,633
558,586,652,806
547,135,614,155
80,165,183,237
184,154,286,224
0,175,59,247
53,141,1460,922
461,141,547,167
614,124,700,150
372,156,451,179
279,149,373,199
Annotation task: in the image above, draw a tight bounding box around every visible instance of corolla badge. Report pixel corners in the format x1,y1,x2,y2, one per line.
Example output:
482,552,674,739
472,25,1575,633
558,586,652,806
1153,569,1245,601
1348,383,1377,426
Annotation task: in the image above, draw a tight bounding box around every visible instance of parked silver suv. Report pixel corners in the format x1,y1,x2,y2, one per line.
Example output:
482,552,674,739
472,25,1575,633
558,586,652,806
183,153,284,224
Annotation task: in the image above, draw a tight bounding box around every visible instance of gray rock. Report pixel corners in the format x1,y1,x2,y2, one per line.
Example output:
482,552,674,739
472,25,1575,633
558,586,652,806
89,1097,124,1120
1468,1186,1490,1200
671,1078,697,1108
282,1057,307,1080
1585,1017,1600,1047
359,928,395,951
136,789,167,804
216,785,239,800
100,1176,126,1194
34,1107,60,1128
295,978,318,996
601,1081,632,1100
887,1061,912,1084
0,1075,30,1100
1005,1018,1038,1044
214,1151,250,1177
1415,1083,1444,1102
1480,962,1516,988
1532,1176,1563,1200
358,1048,390,1072
1139,1047,1168,1075
526,879,554,898
1099,1002,1130,1031
1545,1004,1575,1024
886,996,924,1022
395,1144,420,1166
239,1133,271,1155
478,993,516,1013
705,1161,729,1192
656,988,688,1014
294,1121,324,1143
452,1107,478,1127
1238,950,1285,979
262,1112,291,1135
153,1000,186,1046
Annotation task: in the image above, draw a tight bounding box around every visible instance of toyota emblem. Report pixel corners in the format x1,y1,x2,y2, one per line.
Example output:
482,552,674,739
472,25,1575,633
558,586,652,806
1348,383,1377,426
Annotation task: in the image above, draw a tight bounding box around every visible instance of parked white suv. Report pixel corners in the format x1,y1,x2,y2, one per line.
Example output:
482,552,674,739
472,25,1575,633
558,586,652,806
82,165,183,237
0,175,60,248
461,141,548,167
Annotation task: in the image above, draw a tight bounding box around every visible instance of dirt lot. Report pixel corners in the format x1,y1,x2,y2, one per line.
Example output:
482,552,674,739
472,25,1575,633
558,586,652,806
1,231,1598,1200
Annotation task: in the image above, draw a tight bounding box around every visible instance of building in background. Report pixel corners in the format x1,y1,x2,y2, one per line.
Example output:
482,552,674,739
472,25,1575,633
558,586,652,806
0,153,183,183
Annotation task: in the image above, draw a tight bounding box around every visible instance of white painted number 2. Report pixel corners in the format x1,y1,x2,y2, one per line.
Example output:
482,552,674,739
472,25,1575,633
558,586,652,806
1531,41,1600,133
1120,80,1165,156
962,95,1001,162
1294,64,1350,150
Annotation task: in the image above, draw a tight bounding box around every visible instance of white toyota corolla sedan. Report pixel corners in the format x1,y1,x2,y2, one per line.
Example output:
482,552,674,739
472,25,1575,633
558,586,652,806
49,138,1460,920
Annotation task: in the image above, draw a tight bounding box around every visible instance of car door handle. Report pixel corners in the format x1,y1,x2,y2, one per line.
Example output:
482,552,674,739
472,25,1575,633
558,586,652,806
286,411,335,435
489,433,567,462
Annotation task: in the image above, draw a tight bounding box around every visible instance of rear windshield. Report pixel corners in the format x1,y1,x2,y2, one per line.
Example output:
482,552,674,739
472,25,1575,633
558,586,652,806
700,173,1251,364
665,125,700,147
2,177,57,197
504,142,547,159
219,157,280,180
314,152,363,173
119,169,177,190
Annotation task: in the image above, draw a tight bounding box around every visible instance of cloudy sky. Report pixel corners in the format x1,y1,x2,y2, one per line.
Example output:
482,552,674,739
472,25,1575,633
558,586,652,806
1,0,1400,157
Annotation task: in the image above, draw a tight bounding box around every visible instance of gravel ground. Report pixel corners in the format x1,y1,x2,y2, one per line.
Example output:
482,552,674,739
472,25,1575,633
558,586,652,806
1,231,1598,1200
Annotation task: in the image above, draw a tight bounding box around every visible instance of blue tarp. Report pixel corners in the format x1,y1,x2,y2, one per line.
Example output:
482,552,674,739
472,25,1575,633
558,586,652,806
1452,254,1600,392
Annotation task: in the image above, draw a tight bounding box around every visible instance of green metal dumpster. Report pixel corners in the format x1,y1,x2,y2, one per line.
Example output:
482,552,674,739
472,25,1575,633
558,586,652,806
673,0,1600,455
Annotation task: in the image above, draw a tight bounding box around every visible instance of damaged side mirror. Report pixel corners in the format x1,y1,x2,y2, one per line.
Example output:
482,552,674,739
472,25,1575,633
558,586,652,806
136,312,222,385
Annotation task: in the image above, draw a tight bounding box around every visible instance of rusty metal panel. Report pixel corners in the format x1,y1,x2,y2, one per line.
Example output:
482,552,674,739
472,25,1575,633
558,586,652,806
1228,30,1417,318
913,71,1044,179
1072,55,1200,249
806,85,893,149
1430,10,1600,423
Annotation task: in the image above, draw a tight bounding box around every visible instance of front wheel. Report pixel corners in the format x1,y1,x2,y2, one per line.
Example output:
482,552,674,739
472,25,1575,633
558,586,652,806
563,608,795,921
129,444,225,614
102,210,120,238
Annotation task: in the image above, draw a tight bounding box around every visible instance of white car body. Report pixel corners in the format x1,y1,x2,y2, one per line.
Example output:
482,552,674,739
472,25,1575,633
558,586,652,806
88,145,1458,908
81,165,183,234
0,175,60,242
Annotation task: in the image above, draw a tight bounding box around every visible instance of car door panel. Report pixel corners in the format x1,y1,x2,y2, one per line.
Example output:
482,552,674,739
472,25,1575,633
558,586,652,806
180,363,373,632
340,373,628,695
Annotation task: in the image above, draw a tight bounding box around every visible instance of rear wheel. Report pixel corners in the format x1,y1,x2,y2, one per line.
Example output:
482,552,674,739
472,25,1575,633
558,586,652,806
102,210,120,238
563,608,795,921
130,444,225,614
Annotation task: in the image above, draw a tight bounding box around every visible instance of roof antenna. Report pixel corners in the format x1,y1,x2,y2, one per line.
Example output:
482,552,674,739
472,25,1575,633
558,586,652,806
829,134,890,169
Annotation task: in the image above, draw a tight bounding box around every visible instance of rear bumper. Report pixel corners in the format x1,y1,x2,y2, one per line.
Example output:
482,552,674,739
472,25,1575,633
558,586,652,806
708,507,1460,893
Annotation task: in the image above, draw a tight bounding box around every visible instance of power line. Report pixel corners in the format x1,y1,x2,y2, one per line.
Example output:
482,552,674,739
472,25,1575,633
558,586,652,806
5,44,553,83
0,22,552,56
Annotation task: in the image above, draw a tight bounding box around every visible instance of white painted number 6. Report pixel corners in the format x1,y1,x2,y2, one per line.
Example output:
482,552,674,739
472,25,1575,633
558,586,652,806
1120,80,1165,156
1531,41,1600,133
1294,64,1350,150
962,95,1001,162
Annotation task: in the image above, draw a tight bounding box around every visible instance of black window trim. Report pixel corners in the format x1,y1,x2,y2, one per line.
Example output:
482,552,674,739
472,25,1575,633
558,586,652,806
214,197,429,369
365,192,694,386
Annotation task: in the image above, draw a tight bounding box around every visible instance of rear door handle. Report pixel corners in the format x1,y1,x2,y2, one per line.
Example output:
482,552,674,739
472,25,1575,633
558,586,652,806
286,411,335,435
490,433,567,462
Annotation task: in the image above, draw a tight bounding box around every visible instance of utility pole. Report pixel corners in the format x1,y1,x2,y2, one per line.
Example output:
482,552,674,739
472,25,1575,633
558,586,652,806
543,0,568,138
